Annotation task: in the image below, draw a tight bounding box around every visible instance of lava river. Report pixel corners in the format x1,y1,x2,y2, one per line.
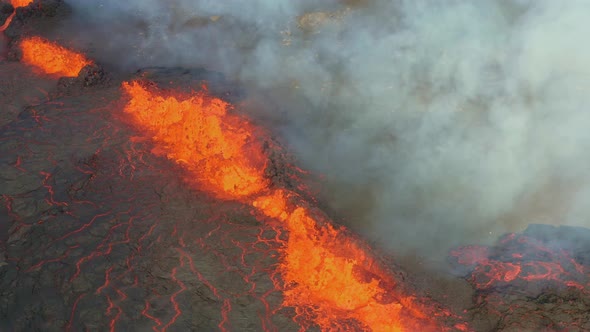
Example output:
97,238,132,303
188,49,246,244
1,17,465,332
120,81,462,331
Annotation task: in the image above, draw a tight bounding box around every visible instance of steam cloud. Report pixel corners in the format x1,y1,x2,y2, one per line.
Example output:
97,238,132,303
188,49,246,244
58,0,590,258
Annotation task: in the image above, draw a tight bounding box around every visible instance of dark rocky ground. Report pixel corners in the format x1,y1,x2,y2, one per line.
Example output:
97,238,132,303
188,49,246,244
2,1,590,331
0,68,303,331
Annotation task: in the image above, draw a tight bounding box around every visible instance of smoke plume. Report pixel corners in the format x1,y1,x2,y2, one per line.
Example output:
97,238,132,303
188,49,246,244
56,0,590,258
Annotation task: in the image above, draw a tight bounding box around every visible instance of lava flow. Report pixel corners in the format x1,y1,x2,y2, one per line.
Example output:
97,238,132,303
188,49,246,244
450,232,590,293
122,81,456,331
18,36,93,77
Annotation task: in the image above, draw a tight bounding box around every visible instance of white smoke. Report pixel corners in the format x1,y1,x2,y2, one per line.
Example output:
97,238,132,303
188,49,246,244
61,0,590,257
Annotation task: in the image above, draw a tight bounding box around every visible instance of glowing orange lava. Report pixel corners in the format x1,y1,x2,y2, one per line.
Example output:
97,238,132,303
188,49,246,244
121,81,269,198
451,234,590,291
122,81,453,331
19,36,93,77
10,0,33,7
253,190,445,331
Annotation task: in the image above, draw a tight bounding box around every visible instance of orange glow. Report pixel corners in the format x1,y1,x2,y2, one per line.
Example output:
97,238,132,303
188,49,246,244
253,190,445,331
19,36,93,77
122,81,269,198
122,81,452,331
10,0,33,7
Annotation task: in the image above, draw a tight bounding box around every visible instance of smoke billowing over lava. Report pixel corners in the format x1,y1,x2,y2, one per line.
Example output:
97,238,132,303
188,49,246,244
51,0,590,259
2,0,590,331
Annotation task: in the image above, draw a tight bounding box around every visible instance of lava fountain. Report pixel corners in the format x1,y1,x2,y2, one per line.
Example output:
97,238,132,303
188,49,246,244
18,36,93,77
121,81,460,331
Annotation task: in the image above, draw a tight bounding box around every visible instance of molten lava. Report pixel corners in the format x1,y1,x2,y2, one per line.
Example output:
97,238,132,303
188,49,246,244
19,36,92,77
121,81,269,198
122,81,453,331
451,233,590,292
10,0,33,7
252,190,443,331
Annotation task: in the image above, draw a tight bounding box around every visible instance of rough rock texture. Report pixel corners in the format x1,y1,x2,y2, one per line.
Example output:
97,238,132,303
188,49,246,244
57,63,110,94
0,60,56,126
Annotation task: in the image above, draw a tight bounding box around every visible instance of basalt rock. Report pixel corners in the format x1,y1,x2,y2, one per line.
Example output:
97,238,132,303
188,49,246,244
57,63,110,94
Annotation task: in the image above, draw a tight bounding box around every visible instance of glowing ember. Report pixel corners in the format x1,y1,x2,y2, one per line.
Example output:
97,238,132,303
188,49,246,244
19,36,93,77
122,81,454,331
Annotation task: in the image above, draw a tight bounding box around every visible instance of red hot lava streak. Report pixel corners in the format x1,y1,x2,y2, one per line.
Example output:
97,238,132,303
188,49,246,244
122,81,456,331
0,14,12,32
18,36,93,77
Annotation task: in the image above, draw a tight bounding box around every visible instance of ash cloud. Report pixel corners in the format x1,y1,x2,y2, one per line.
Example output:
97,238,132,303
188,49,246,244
59,0,590,258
